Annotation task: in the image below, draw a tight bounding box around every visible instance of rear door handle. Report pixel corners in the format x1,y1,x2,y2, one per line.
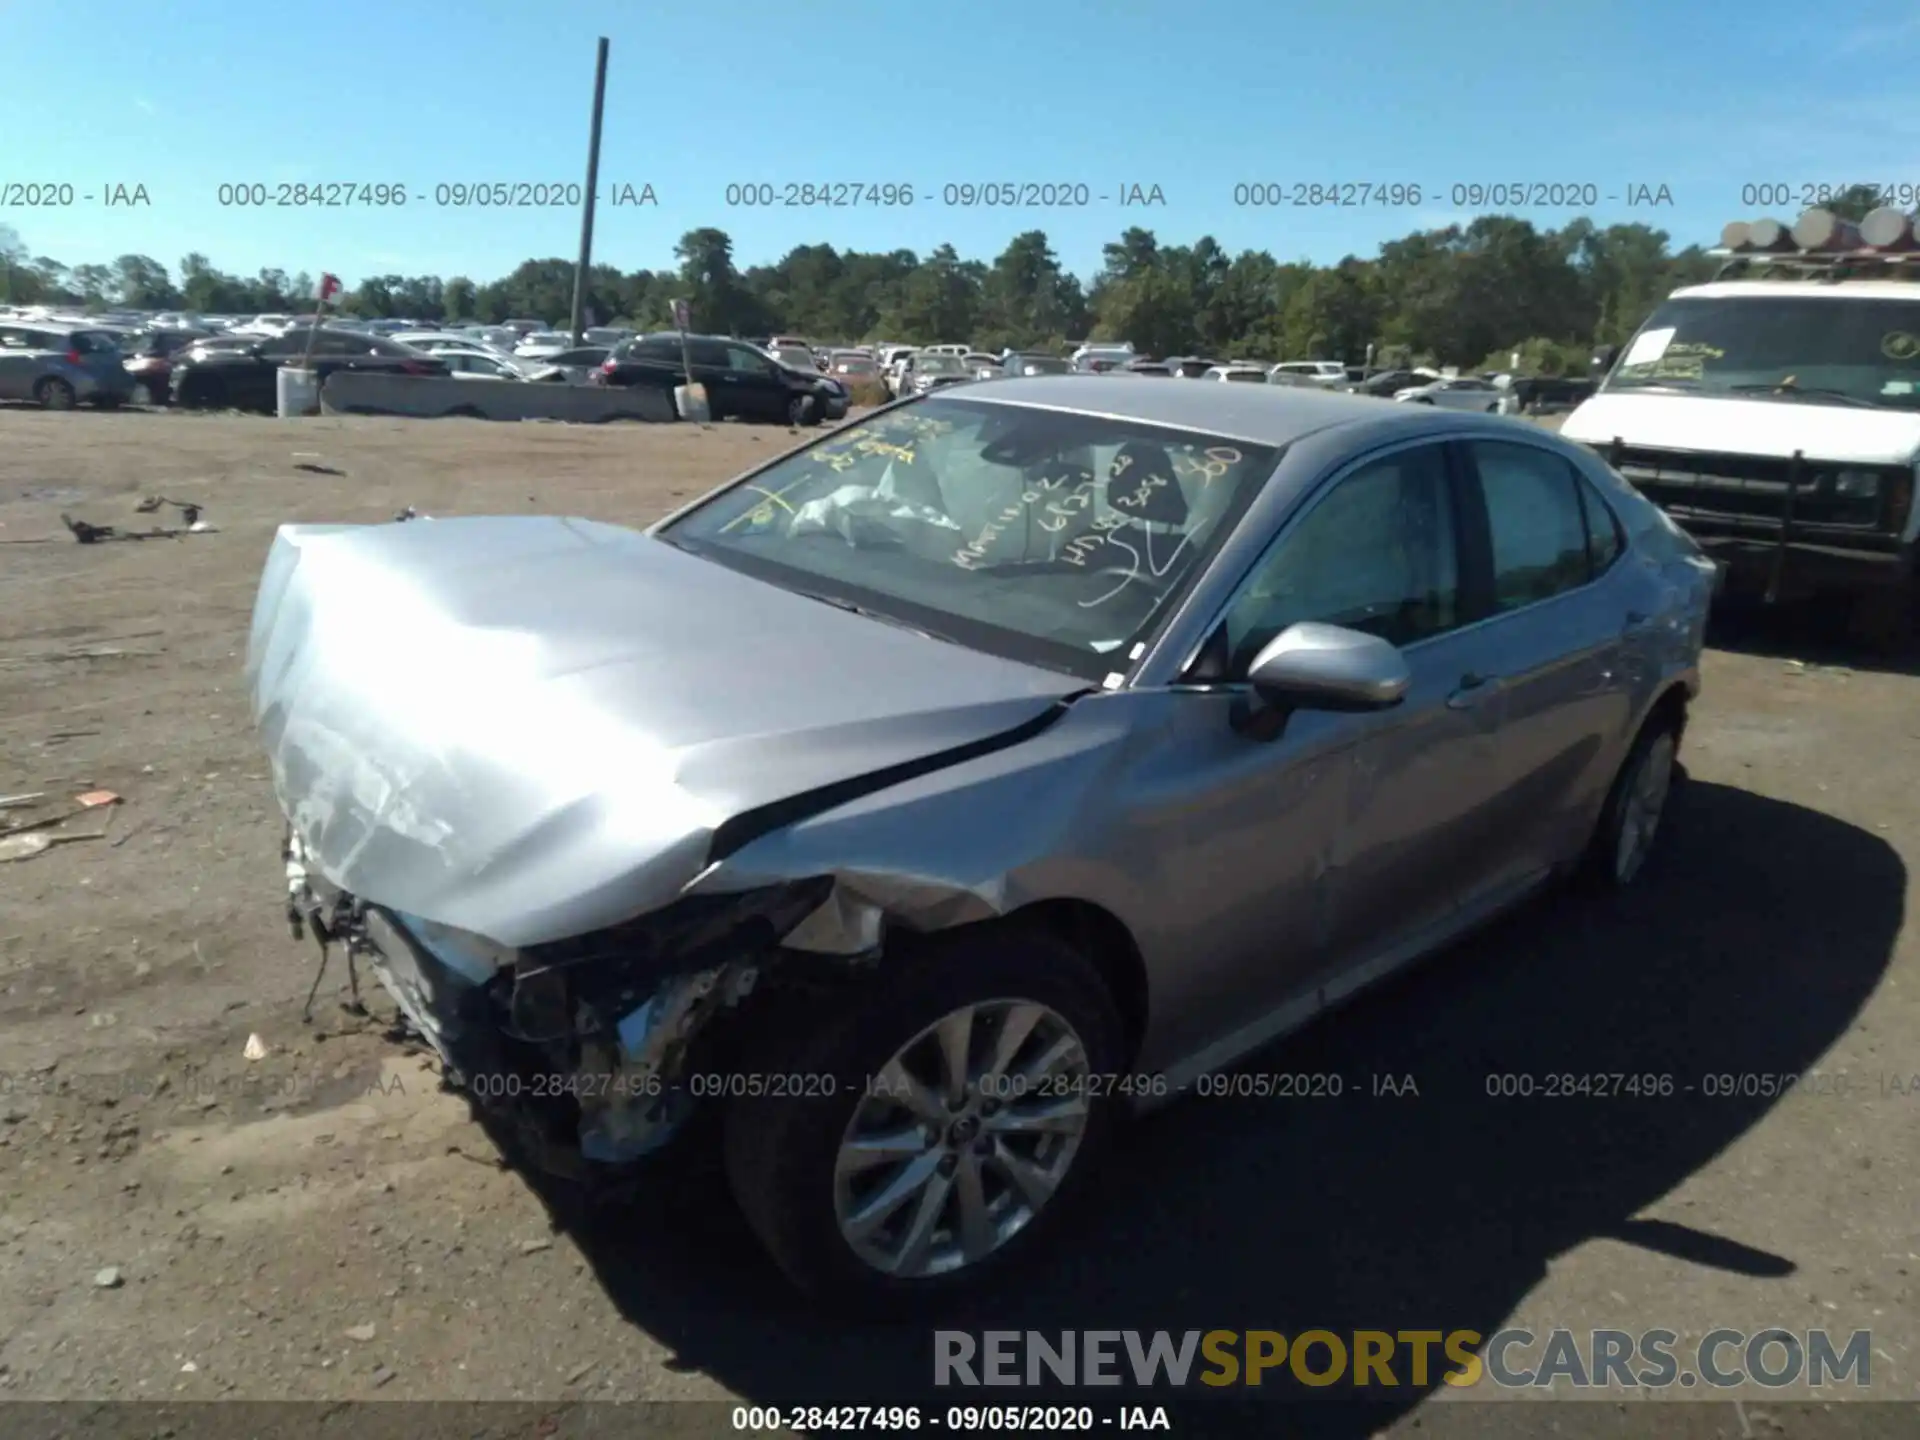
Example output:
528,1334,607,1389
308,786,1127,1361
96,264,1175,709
1446,672,1499,709
1622,609,1651,635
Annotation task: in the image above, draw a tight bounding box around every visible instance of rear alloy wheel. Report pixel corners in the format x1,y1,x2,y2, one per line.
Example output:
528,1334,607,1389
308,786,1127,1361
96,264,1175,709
1586,714,1680,887
722,929,1124,1310
34,377,76,410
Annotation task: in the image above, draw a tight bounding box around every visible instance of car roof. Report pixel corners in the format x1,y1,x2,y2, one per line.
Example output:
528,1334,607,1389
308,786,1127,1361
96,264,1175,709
957,374,1523,448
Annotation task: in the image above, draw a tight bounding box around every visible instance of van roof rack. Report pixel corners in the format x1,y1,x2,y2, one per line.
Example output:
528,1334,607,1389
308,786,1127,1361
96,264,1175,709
1707,249,1920,283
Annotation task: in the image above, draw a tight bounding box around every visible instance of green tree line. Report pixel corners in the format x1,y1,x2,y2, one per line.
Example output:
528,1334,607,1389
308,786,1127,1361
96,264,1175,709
0,207,1789,375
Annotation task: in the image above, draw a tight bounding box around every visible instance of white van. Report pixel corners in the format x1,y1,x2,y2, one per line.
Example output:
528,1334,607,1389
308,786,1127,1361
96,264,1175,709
1270,360,1348,387
1560,207,1920,637
1070,342,1134,373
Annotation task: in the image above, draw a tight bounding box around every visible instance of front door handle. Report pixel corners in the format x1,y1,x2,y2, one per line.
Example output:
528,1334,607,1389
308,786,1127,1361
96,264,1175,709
1446,672,1499,709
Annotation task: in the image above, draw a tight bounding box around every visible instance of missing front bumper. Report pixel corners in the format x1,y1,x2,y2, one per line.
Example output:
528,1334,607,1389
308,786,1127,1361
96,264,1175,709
280,832,757,1180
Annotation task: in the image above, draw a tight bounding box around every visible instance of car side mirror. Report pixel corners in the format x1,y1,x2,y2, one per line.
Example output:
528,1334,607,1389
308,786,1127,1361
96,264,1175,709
1232,623,1410,740
1592,344,1620,372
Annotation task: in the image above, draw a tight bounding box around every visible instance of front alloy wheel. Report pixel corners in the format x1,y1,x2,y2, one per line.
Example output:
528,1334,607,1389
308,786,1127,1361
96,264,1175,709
722,928,1124,1309
834,999,1093,1279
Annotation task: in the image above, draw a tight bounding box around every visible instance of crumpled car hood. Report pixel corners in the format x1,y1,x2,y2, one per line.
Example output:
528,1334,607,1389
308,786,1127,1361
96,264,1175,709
246,515,1077,947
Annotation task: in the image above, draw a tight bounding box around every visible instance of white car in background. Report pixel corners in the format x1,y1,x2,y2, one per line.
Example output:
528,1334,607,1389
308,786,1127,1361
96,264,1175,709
441,352,531,381
1394,376,1505,412
514,333,573,360
464,326,523,350
1203,364,1270,383
768,343,820,373
399,331,517,356
1270,360,1349,387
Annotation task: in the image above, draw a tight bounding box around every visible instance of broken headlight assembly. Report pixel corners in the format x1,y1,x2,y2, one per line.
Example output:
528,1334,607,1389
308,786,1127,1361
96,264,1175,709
515,877,834,993
494,878,837,1167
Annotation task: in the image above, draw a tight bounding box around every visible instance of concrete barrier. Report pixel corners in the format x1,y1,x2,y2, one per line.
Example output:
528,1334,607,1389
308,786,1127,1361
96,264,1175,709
319,372,676,423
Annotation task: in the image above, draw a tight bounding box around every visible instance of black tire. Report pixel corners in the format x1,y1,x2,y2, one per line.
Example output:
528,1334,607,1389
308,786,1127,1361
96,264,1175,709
447,405,484,419
1581,704,1684,890
1841,588,1915,656
185,376,227,410
34,377,76,410
722,926,1126,1312
1414,396,1435,405
93,393,123,410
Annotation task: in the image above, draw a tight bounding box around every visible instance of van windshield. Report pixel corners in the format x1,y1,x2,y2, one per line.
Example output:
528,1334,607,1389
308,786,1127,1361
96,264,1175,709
1604,293,1920,410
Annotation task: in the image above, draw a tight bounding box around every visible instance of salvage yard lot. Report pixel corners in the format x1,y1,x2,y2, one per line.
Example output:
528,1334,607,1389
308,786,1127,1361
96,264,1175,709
1,409,1918,1429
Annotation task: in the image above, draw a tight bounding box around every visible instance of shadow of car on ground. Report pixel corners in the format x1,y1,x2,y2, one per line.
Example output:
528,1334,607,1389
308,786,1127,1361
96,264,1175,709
467,779,1901,1437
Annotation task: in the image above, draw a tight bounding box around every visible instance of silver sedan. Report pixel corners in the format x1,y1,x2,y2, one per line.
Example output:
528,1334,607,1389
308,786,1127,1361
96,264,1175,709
247,377,1714,1308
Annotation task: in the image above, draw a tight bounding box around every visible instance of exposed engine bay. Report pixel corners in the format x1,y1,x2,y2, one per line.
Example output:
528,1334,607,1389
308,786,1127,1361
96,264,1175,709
283,829,880,1178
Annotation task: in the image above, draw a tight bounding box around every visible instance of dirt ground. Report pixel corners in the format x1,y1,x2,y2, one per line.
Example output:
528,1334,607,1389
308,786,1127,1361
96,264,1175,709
1,407,1918,1436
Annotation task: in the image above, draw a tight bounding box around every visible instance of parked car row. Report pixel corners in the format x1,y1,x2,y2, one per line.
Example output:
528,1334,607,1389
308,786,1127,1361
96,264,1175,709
597,332,850,425
0,303,1595,419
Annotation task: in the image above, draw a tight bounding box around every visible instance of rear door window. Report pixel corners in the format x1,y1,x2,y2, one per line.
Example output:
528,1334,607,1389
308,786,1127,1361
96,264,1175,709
1577,475,1624,574
1468,441,1594,610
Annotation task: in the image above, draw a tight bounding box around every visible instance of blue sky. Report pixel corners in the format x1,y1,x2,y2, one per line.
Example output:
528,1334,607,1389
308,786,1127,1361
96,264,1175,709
6,0,1920,287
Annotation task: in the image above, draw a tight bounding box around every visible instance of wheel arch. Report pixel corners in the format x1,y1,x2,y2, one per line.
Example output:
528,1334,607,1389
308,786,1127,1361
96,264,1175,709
1641,677,1691,745
1004,897,1150,1065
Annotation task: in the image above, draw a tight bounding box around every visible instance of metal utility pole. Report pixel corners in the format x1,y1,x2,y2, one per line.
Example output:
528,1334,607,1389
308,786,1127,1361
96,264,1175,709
568,36,610,345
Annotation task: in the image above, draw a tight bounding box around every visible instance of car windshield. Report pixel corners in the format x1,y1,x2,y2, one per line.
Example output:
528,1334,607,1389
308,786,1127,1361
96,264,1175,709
658,394,1280,680
917,355,966,375
1018,357,1071,373
1604,293,1920,410
835,357,878,373
775,348,815,368
1223,369,1266,383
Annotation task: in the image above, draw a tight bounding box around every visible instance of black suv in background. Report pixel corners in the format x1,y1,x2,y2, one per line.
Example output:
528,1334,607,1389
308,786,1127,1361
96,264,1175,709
169,327,448,412
597,333,843,424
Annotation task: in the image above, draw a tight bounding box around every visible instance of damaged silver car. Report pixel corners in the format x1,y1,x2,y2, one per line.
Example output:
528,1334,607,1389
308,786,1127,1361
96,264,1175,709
249,377,1714,1306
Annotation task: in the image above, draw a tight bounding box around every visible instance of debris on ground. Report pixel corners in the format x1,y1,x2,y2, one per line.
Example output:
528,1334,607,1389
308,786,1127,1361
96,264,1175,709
344,1323,376,1342
243,1034,267,1061
0,645,160,669
294,463,346,476
60,497,217,544
0,793,45,809
0,833,53,863
134,496,203,526
518,1238,553,1255
92,1267,123,1289
1,790,122,853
